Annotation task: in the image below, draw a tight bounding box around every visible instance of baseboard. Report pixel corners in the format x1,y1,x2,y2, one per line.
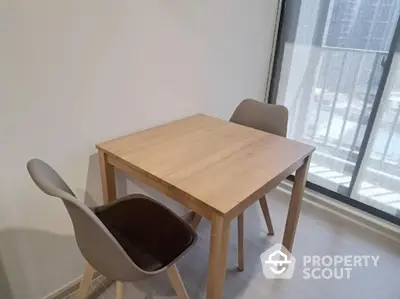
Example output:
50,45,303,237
277,181,400,243
43,272,101,299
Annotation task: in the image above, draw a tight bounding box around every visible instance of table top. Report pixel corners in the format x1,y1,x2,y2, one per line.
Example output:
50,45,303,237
96,114,314,216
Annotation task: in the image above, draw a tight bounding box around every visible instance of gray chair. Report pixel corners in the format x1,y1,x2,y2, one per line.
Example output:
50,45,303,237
230,99,288,137
190,99,288,272
27,158,197,299
231,99,288,270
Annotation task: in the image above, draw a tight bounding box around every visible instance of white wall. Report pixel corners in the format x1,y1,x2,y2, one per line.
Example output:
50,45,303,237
0,1,279,298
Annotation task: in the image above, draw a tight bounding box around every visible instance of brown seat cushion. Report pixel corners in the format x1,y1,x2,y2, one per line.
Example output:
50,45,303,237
94,195,196,272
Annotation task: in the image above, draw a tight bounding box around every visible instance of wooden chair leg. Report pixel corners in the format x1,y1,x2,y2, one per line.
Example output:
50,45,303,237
115,281,124,299
166,264,190,299
259,196,274,235
191,213,202,231
237,213,244,271
76,263,95,299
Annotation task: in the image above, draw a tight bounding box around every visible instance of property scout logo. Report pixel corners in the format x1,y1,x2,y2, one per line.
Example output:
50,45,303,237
261,243,379,280
260,243,296,279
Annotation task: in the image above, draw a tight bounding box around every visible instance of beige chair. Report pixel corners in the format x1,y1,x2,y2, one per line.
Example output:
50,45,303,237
191,99,288,271
27,158,197,299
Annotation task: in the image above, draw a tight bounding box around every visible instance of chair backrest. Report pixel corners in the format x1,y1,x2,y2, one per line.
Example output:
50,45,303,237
26,158,150,281
230,99,289,137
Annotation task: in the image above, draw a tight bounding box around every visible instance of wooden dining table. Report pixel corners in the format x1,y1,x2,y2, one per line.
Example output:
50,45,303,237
96,114,314,299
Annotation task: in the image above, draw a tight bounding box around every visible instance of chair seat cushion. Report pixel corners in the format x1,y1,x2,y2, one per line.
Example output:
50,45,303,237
94,194,196,272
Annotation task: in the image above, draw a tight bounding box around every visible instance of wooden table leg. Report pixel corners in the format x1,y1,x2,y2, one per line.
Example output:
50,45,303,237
237,213,244,271
98,150,117,204
206,213,230,299
282,156,311,252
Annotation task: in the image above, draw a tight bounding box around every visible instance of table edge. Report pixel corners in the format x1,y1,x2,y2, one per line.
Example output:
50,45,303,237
97,147,314,220
99,149,220,220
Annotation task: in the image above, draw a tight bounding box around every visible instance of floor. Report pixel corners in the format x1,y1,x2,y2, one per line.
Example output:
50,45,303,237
66,188,400,299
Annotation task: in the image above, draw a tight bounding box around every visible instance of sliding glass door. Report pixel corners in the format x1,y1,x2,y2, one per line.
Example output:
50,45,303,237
269,0,400,224
351,30,400,216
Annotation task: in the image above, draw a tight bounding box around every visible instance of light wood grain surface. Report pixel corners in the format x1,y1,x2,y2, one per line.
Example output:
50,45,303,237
96,114,314,218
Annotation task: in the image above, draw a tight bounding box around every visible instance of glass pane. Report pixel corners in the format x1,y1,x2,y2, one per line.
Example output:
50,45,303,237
276,0,400,195
352,45,400,217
